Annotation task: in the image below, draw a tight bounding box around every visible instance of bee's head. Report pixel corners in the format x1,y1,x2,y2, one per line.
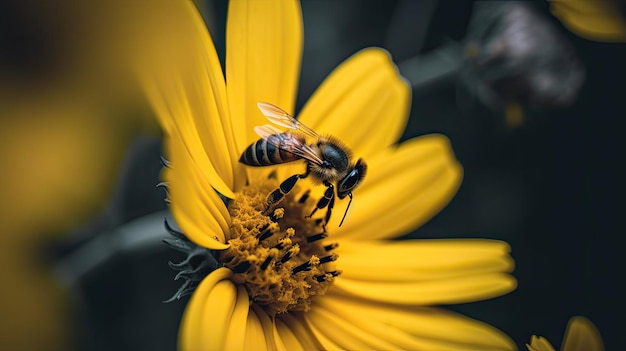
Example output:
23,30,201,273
337,158,367,199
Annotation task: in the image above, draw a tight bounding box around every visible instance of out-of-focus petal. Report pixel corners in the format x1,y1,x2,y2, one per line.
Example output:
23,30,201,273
550,0,626,42
137,1,240,197
527,336,557,351
310,295,516,351
180,268,235,350
561,316,604,351
298,48,410,157
337,239,514,281
226,0,303,152
332,134,462,238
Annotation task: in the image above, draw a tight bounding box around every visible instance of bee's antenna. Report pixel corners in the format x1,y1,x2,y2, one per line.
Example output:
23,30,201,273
338,193,352,227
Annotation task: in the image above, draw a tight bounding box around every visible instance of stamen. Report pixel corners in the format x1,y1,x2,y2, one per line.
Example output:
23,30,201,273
269,208,284,222
260,256,273,270
274,237,292,251
299,189,311,203
257,223,270,233
232,261,251,273
221,178,340,315
324,243,339,251
319,254,338,264
280,246,299,263
291,263,311,274
284,228,295,238
258,227,273,241
290,256,320,274
307,232,328,243
314,270,341,282
280,251,293,263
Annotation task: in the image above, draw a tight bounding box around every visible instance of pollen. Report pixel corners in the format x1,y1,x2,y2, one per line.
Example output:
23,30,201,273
221,179,340,315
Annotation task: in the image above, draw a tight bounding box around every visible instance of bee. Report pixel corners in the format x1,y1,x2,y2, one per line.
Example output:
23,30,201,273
239,102,367,228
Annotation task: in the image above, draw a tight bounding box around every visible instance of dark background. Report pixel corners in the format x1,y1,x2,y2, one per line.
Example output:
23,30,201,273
296,1,625,349
2,0,624,350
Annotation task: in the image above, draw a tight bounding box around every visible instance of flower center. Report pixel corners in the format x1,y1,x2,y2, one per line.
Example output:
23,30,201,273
221,178,340,315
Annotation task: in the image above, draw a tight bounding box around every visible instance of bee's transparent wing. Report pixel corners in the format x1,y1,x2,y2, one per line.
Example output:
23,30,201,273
254,124,284,140
254,124,323,166
257,102,320,139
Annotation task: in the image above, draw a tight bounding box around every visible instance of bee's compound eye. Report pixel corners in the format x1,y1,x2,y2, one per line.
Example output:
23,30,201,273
337,159,367,198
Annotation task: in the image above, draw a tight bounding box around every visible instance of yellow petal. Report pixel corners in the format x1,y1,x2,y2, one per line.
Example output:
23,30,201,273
275,318,305,351
251,304,284,351
527,335,557,351
164,176,229,249
550,0,626,42
166,133,232,224
561,316,604,351
305,322,343,351
298,48,410,157
338,239,514,281
180,268,234,351
304,304,397,350
226,0,303,152
162,136,230,250
201,280,238,350
168,202,229,250
314,295,517,351
223,285,250,351
244,308,268,351
276,313,325,351
332,134,462,239
138,1,241,197
332,272,517,305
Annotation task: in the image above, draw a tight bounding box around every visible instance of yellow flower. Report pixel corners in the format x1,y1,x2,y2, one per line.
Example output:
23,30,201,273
550,0,626,42
527,316,604,351
140,0,517,349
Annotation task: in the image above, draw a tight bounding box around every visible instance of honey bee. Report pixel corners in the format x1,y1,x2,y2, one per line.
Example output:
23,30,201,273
239,102,367,228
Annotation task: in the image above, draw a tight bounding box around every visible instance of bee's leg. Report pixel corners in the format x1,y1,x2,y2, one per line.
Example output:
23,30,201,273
306,183,335,231
322,195,336,232
266,172,308,210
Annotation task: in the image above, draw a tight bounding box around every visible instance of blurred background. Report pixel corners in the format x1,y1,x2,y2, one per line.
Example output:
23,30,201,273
1,0,625,350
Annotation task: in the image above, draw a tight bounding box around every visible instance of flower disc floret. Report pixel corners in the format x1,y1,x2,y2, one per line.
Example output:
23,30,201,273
222,179,340,315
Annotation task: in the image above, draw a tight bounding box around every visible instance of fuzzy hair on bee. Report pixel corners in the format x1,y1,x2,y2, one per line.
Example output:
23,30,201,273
304,134,353,185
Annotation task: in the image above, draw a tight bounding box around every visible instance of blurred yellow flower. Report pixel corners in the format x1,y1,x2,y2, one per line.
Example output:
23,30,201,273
0,1,160,348
140,0,518,349
527,316,604,351
550,0,626,42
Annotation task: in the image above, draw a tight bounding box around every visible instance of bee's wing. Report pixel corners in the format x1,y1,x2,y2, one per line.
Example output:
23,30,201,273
254,124,324,166
257,102,320,139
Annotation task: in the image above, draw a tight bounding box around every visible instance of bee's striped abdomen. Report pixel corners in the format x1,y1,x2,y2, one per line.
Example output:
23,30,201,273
239,136,300,166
